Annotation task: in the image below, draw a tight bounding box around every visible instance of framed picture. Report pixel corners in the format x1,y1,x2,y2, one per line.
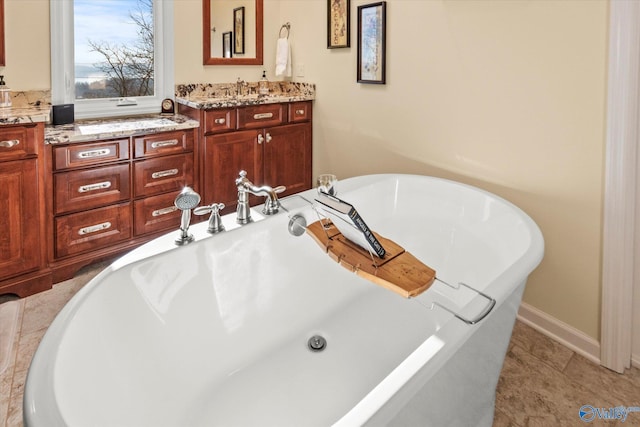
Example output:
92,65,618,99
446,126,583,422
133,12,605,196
327,0,350,49
233,6,245,54
222,31,232,58
357,1,386,84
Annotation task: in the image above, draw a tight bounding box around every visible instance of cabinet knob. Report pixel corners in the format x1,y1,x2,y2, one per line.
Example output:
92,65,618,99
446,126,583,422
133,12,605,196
265,132,272,143
78,221,112,235
214,118,226,125
257,134,264,144
151,139,179,149
78,148,110,158
78,181,112,193
152,206,178,217
151,168,179,179
0,139,19,148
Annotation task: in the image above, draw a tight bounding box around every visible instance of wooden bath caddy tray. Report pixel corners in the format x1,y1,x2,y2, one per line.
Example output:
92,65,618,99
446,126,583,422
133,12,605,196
306,220,436,298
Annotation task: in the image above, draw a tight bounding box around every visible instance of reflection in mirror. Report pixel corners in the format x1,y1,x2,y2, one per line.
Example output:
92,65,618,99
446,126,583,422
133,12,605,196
203,0,263,65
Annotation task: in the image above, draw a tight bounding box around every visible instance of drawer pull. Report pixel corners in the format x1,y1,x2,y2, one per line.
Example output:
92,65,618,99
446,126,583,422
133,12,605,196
79,148,110,158
0,139,19,148
151,139,179,148
152,206,178,217
78,181,112,193
214,118,226,124
151,168,179,179
78,221,112,235
253,112,274,120
295,109,305,115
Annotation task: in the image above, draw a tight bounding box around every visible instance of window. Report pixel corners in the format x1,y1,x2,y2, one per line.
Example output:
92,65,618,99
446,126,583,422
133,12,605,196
51,0,174,119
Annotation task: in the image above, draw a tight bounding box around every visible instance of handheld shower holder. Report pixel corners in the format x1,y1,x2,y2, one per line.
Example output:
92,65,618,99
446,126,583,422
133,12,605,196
174,186,201,246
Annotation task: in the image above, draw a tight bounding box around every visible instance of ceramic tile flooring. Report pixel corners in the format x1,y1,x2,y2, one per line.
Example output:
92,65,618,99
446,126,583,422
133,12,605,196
1,262,639,427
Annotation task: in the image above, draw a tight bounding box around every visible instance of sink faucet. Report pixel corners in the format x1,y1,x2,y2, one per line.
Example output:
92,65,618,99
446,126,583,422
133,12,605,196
235,170,286,224
236,78,246,96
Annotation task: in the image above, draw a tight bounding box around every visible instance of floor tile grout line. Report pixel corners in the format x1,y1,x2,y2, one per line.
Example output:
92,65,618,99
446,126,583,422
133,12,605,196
510,341,575,377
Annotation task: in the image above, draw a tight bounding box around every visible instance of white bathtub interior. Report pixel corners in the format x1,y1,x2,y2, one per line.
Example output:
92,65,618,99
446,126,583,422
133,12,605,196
26,174,543,427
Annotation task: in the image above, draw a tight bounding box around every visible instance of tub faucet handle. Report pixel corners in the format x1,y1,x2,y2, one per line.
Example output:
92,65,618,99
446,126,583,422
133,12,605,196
194,202,226,234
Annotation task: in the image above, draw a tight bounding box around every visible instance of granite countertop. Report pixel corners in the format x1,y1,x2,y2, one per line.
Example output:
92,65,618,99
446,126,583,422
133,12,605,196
176,81,315,110
0,104,51,125
45,114,200,144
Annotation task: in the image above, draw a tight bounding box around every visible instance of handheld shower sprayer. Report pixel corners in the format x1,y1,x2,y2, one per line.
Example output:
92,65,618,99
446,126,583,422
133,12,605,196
174,186,201,245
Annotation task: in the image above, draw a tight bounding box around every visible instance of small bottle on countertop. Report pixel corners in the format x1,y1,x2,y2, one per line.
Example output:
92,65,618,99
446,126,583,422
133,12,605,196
0,76,12,108
259,70,269,96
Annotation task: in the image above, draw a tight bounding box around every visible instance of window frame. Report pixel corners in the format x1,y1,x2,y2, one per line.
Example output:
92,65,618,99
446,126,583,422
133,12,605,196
50,0,174,120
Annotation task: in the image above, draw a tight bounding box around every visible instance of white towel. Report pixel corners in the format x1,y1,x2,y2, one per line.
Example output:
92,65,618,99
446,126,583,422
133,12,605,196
275,37,291,77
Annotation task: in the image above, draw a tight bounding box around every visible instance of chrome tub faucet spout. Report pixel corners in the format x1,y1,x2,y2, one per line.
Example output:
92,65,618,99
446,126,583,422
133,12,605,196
235,170,286,224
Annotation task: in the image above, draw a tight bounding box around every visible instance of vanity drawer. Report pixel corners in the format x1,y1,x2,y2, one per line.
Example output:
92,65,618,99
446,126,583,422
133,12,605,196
237,104,286,129
133,130,194,158
204,108,237,135
133,153,194,198
54,164,131,214
55,203,132,258
288,102,312,123
0,125,38,161
133,192,181,236
53,139,130,171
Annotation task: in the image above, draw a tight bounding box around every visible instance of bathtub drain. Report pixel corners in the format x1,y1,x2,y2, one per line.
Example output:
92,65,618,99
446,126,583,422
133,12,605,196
308,335,327,352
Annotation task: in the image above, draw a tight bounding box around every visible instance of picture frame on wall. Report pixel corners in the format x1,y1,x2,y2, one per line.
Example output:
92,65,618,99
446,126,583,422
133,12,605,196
223,31,233,58
234,6,245,54
327,0,350,49
357,1,386,84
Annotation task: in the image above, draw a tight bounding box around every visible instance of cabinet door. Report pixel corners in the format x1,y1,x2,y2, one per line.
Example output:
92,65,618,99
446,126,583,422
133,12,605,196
203,129,263,213
263,123,312,198
0,159,41,280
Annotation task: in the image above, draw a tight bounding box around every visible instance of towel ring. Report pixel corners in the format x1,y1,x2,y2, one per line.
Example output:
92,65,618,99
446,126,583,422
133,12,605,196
279,22,291,39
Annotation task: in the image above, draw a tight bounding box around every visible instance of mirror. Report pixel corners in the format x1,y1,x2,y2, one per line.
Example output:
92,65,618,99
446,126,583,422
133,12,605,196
203,0,263,65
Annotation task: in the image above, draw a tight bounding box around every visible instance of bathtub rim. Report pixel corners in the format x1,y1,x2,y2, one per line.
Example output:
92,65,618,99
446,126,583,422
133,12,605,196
23,173,545,427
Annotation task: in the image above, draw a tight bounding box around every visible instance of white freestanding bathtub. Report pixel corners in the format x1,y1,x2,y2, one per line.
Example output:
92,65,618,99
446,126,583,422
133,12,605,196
24,174,543,427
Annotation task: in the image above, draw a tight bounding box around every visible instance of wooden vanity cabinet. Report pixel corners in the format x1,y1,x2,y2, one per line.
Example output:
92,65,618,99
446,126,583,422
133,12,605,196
46,128,198,282
182,101,312,214
0,123,52,297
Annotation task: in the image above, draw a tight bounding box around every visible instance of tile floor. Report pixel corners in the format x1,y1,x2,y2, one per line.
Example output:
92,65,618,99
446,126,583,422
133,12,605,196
1,262,639,427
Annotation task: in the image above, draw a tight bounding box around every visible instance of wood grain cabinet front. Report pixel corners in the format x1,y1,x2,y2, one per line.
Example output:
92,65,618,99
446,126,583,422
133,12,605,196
133,153,194,198
0,126,37,161
53,138,129,170
133,192,182,236
54,203,132,258
46,127,198,283
0,159,41,279
133,130,194,158
54,164,131,214
203,108,236,135
0,123,51,298
181,101,312,215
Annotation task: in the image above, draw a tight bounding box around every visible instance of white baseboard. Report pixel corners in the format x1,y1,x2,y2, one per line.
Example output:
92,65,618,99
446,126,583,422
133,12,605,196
517,302,601,365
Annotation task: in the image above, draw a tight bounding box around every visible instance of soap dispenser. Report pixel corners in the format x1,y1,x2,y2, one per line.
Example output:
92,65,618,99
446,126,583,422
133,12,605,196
259,70,269,96
0,76,12,108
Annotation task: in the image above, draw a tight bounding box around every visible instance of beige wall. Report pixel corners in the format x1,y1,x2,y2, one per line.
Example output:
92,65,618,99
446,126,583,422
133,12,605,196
3,0,609,341
3,0,50,90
